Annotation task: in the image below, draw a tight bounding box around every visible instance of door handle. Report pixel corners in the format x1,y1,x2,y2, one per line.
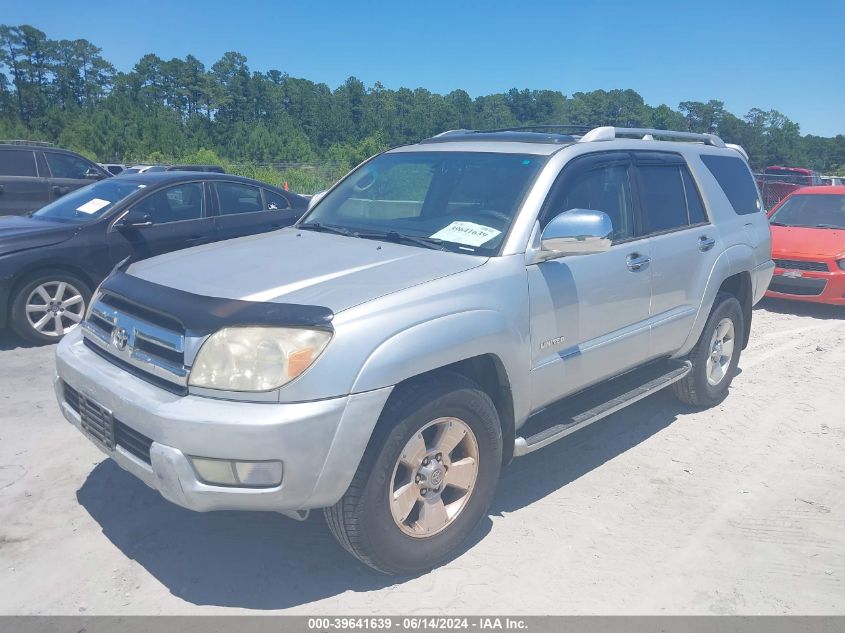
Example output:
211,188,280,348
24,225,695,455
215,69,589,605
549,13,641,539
0,184,4,193
698,236,716,252
52,186,69,196
626,253,651,271
186,236,207,243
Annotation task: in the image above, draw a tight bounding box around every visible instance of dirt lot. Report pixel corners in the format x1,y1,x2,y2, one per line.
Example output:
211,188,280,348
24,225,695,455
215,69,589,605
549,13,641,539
0,298,843,615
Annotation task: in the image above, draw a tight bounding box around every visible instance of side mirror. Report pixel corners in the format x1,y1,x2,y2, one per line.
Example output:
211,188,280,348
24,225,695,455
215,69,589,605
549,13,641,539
307,190,327,211
539,209,613,260
117,210,153,229
85,168,105,180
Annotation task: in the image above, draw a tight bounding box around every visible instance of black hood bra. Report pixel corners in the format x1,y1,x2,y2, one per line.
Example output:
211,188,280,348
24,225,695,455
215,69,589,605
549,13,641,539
98,271,334,336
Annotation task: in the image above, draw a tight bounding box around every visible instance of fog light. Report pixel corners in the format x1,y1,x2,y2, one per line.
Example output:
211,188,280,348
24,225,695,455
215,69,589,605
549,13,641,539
190,457,283,488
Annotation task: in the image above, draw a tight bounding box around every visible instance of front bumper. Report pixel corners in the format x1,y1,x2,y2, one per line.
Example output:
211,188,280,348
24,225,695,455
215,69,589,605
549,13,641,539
765,266,845,305
55,328,392,513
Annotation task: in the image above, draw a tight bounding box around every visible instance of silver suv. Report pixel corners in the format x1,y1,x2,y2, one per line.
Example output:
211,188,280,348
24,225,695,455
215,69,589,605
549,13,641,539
54,126,774,574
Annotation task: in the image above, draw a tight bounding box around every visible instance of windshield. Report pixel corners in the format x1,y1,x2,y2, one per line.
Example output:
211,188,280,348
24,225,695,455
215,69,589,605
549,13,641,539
770,194,845,229
31,179,147,223
301,151,547,255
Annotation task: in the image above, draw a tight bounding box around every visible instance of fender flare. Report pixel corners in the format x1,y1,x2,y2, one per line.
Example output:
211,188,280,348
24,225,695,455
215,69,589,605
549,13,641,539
351,308,528,422
676,244,754,357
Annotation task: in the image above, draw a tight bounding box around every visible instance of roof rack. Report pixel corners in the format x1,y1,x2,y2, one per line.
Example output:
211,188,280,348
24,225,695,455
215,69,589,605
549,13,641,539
579,126,726,148
422,128,578,145
0,139,55,147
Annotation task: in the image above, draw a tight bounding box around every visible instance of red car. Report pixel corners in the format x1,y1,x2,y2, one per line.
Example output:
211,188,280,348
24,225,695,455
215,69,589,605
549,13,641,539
766,186,845,305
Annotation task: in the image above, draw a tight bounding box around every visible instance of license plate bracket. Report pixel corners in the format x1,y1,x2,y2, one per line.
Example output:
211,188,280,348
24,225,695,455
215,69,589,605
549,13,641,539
78,394,115,450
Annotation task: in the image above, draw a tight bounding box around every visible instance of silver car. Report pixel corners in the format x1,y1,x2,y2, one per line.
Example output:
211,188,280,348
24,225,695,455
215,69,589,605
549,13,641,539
55,126,774,574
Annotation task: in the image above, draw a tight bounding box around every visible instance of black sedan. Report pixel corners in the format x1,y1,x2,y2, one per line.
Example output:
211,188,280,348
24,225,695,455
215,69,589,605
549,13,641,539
0,172,307,343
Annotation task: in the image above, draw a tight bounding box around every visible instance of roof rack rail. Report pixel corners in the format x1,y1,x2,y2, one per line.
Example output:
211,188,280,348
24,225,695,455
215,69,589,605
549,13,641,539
579,126,726,148
480,124,595,134
0,139,55,147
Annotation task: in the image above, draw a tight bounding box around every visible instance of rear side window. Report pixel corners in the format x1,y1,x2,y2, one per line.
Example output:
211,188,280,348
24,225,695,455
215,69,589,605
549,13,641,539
700,155,762,215
216,182,263,214
0,149,37,177
45,152,97,179
263,189,291,210
638,164,688,233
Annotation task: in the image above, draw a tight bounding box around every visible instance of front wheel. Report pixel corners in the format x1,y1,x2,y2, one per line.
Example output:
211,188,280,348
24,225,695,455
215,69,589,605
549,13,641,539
324,373,502,575
673,292,744,407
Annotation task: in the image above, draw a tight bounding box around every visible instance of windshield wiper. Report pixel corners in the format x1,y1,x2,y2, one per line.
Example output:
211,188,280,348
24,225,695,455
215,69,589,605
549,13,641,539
298,222,354,237
813,224,842,229
356,229,446,251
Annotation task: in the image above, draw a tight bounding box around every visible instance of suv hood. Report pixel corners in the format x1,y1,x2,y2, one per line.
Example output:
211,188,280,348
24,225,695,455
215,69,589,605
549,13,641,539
771,225,845,259
127,228,488,313
0,216,78,256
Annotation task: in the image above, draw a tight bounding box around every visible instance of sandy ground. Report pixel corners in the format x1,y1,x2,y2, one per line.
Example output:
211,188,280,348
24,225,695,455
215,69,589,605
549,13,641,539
0,298,843,615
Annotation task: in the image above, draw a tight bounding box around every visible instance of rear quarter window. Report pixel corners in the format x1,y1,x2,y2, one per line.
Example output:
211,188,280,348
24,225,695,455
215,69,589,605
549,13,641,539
700,155,762,216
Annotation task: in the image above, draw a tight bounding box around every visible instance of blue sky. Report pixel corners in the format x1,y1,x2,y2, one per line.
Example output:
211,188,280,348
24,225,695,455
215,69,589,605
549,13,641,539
2,0,843,136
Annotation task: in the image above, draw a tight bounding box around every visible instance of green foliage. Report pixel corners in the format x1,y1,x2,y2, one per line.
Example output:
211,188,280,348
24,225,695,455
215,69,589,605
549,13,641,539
0,22,843,178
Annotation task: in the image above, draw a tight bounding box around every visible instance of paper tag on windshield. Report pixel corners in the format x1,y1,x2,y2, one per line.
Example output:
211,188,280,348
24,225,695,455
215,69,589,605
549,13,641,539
75,198,110,214
430,221,501,247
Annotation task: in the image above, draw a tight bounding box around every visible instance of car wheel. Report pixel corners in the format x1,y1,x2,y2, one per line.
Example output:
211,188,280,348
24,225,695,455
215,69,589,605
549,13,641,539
10,271,91,344
673,292,744,407
324,372,502,575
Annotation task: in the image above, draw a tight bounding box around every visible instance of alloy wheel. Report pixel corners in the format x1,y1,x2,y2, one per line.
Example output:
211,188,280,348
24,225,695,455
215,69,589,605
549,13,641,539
24,281,86,337
389,417,480,538
706,317,735,386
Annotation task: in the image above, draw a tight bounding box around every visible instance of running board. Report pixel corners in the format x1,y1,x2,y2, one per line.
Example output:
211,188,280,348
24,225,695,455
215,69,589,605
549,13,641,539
513,360,692,456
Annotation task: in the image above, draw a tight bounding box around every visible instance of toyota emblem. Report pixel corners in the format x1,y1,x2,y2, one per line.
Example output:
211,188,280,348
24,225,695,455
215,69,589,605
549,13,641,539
111,327,129,351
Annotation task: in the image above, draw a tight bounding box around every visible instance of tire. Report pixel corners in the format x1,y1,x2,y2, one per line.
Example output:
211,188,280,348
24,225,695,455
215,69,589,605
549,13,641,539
324,372,503,575
673,292,744,407
10,270,91,344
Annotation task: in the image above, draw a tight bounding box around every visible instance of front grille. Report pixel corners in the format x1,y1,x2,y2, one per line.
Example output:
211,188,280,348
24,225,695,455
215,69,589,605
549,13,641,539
773,259,829,272
114,420,153,465
81,294,188,392
64,383,153,465
769,276,827,296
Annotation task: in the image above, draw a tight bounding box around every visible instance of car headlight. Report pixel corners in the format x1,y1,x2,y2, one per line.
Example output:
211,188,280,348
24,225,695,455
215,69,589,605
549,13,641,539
188,327,332,392
838,259,845,271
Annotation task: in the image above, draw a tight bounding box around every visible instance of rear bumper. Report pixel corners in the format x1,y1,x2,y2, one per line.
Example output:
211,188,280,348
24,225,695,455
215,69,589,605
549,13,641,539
765,267,845,305
55,328,393,513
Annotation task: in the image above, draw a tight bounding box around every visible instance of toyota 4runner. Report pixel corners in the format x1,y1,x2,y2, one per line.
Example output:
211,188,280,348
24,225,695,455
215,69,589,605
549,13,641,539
54,126,774,574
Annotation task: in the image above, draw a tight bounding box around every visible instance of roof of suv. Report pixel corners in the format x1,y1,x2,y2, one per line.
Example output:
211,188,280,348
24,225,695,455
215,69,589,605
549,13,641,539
393,126,739,158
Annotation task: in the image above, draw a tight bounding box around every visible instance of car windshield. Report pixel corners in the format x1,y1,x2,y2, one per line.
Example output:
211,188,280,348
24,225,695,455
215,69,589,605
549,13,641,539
300,151,547,255
770,194,845,229
31,179,147,223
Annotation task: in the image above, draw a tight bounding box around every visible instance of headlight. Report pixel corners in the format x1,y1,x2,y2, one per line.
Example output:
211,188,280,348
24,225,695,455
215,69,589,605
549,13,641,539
838,259,845,271
188,327,332,392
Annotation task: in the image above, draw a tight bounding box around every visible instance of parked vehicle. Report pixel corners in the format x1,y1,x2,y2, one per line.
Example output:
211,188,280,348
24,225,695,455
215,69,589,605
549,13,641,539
0,172,307,343
120,165,168,175
821,176,844,187
55,126,773,574
0,141,110,216
766,185,845,304
756,165,823,210
99,163,126,176
166,164,225,173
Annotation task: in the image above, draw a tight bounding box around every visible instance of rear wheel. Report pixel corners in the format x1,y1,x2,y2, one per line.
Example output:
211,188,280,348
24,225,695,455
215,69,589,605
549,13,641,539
673,292,744,407
10,271,91,344
324,373,502,575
